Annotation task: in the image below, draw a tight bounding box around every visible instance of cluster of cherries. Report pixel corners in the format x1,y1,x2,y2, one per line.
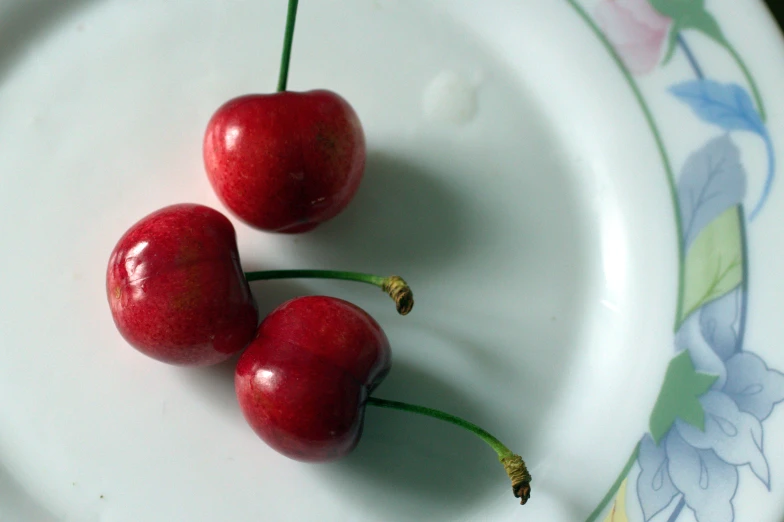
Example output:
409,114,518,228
105,0,530,507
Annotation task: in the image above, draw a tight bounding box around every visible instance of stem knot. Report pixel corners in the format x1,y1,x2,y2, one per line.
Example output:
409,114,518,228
382,276,414,315
500,454,531,505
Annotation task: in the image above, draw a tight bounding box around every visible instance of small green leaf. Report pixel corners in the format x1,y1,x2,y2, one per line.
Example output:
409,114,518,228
649,351,718,444
680,206,743,325
661,25,681,66
648,0,705,20
650,1,727,48
678,10,727,46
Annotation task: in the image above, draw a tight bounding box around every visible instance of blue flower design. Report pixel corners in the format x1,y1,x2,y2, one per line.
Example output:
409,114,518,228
636,131,784,521
571,3,780,520
637,347,784,521
664,426,738,522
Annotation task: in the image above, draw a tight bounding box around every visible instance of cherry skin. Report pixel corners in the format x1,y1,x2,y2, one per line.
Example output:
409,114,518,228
106,203,258,366
203,90,366,233
235,296,390,461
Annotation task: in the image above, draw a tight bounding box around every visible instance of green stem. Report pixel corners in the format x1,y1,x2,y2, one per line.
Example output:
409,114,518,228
276,0,299,92
724,41,766,122
243,270,413,315
366,396,532,505
585,441,641,522
367,397,512,457
246,269,382,286
566,0,685,331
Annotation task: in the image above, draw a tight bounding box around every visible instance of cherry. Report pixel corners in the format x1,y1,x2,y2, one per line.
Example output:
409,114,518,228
203,91,364,234
235,296,532,504
235,295,389,461
107,204,413,365
203,0,365,233
106,203,258,366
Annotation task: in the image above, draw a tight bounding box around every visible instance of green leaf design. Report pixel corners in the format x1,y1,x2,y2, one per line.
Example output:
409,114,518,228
648,0,705,21
653,0,727,65
649,351,718,444
678,10,727,45
679,206,743,325
661,24,680,65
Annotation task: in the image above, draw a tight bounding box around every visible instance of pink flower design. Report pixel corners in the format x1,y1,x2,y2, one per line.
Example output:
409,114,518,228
595,0,672,75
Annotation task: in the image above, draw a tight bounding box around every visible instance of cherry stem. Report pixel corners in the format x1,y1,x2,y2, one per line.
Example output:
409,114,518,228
276,0,299,92
243,270,413,315
366,396,531,505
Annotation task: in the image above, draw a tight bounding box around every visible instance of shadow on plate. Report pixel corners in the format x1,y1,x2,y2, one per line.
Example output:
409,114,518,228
296,150,474,274
319,358,513,519
407,310,579,447
0,0,94,85
0,463,58,522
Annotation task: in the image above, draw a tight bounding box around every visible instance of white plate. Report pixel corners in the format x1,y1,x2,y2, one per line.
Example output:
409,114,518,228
1,1,783,521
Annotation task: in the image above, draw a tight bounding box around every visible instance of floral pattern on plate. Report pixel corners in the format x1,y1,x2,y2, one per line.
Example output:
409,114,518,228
568,1,784,521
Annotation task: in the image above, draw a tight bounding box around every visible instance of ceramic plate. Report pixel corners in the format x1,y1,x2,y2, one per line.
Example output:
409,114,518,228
2,1,784,521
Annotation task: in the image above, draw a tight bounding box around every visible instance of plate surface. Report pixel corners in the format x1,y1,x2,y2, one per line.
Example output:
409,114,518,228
1,1,783,521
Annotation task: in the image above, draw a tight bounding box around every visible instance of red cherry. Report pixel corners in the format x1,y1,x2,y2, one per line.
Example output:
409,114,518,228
233,295,532,504
235,296,390,461
203,90,365,233
106,203,258,366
